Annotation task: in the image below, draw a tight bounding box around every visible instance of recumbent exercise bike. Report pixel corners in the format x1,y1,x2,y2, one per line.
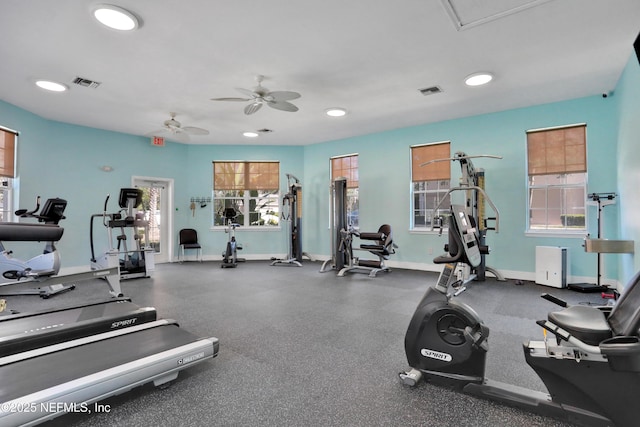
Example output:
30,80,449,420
0,197,67,282
400,204,640,426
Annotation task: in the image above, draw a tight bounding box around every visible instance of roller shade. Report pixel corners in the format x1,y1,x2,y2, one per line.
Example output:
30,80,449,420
411,142,450,181
213,161,279,190
0,128,16,178
527,125,586,176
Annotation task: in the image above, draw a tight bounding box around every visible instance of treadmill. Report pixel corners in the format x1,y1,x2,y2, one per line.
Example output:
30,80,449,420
0,297,157,356
0,319,219,426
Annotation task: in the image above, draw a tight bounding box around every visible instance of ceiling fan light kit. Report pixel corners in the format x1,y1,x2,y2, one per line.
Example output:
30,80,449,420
146,113,209,142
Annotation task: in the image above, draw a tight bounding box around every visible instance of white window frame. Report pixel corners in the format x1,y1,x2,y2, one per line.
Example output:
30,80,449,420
212,160,281,229
525,124,588,235
0,125,18,222
330,154,359,229
411,179,451,230
213,189,280,228
410,142,451,232
0,178,15,222
526,172,587,234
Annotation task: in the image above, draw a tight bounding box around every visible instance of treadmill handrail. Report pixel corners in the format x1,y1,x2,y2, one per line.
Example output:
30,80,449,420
0,319,177,366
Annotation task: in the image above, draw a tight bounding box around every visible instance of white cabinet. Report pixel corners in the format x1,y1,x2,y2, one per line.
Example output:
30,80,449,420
535,246,569,288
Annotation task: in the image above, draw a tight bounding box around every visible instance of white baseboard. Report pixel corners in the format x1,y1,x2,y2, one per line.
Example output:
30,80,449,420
171,252,622,291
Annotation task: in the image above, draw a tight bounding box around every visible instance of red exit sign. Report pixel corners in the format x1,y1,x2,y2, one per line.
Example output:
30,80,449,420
151,136,165,146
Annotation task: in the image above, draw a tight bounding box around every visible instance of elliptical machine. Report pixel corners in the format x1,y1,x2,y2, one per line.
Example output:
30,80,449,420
90,188,155,280
400,204,640,426
220,207,244,268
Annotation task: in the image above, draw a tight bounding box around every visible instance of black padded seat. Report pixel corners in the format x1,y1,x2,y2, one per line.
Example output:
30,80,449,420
548,305,612,346
360,244,387,253
358,225,394,259
0,223,64,242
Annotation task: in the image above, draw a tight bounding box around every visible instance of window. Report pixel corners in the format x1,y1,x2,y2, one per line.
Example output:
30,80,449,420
0,127,17,221
411,142,451,229
526,124,587,232
330,154,359,227
213,161,280,227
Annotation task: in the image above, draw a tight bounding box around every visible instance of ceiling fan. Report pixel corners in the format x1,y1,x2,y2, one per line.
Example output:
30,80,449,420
148,112,209,142
211,75,301,115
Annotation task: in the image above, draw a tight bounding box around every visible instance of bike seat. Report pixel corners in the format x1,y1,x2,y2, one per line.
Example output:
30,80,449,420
0,223,64,242
548,305,612,346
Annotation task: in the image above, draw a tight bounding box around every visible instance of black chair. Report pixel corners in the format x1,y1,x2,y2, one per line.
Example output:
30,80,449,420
178,228,202,262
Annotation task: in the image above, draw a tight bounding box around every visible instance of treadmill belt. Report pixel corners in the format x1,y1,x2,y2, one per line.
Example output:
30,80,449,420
0,301,157,357
0,324,199,403
0,301,141,336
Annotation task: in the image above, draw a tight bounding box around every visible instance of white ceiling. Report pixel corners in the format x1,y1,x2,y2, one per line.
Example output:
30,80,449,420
1,0,639,146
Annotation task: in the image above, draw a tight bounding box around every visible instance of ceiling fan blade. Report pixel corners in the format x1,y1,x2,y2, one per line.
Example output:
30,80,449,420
244,102,263,115
267,101,299,112
268,91,301,102
210,97,252,102
182,126,210,136
236,87,258,98
166,132,190,143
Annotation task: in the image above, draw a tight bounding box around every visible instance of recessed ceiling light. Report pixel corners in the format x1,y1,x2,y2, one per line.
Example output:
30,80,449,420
464,72,493,87
325,108,347,117
35,80,68,92
243,131,259,138
93,4,140,31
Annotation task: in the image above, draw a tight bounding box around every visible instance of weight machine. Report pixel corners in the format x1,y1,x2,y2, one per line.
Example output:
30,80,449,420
271,173,311,267
320,177,397,277
425,152,504,287
320,177,349,273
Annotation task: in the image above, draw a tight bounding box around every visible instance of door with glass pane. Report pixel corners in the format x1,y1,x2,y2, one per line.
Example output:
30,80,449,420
132,177,173,263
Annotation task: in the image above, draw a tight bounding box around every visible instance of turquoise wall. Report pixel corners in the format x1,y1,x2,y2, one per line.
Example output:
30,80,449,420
181,144,304,257
0,70,633,284
0,102,187,267
302,95,619,280
616,54,640,284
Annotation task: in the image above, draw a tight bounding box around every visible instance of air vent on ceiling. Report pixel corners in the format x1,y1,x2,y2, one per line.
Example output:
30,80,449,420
418,86,443,96
257,128,273,133
72,76,101,89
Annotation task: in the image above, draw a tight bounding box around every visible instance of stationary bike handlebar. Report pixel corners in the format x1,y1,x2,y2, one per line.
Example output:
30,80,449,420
14,196,41,217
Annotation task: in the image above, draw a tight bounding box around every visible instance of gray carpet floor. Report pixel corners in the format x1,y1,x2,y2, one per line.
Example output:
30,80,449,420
2,260,608,427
